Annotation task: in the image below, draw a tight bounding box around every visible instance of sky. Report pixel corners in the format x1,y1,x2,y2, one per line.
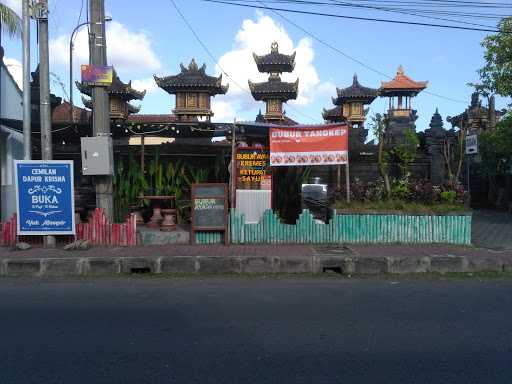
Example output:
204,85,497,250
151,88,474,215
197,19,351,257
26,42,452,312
1,0,509,135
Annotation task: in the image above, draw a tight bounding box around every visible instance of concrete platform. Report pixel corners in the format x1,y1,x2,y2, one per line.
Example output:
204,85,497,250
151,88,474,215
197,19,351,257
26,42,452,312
137,225,190,245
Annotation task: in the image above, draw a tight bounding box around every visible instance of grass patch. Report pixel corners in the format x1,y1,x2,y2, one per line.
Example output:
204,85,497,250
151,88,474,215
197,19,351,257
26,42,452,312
333,200,469,215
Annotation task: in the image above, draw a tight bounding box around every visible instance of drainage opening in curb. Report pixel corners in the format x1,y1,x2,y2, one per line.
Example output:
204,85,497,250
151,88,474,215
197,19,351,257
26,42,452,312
323,267,343,274
130,267,151,274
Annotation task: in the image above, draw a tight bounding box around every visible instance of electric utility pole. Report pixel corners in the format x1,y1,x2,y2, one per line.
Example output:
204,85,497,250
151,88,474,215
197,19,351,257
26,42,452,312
22,0,31,160
89,0,113,220
35,0,55,248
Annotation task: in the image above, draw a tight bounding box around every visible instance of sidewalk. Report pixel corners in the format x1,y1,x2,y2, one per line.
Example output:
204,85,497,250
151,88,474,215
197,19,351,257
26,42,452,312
1,243,511,277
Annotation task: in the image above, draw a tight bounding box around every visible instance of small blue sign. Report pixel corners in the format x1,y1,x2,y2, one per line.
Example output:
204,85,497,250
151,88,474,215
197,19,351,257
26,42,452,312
15,160,75,235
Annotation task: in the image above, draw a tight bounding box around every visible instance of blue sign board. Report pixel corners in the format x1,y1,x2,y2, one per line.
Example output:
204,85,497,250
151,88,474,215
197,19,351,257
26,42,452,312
15,160,75,235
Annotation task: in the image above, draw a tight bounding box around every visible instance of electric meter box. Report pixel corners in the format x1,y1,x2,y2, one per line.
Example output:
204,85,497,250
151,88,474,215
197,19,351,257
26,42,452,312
80,136,114,175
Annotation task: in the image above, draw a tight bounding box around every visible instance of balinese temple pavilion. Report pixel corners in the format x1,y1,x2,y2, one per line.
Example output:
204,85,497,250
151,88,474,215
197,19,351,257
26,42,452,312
249,42,299,123
76,70,146,121
154,59,228,122
379,65,428,145
322,74,378,128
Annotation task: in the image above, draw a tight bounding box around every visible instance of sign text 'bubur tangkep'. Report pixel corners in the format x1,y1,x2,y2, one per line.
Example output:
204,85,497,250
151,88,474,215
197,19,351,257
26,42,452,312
15,160,75,235
269,124,348,166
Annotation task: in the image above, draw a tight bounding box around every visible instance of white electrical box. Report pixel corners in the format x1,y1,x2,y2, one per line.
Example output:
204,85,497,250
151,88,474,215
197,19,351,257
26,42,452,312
80,136,114,175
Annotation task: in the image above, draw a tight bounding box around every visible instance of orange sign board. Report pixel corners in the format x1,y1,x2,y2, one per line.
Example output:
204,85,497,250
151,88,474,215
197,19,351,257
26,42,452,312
269,124,348,166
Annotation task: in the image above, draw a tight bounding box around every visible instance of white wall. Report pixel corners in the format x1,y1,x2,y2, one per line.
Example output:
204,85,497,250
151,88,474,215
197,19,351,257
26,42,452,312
0,62,23,222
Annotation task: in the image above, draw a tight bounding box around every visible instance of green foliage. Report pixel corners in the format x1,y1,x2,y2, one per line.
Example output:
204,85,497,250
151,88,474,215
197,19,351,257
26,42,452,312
114,150,212,223
478,17,512,98
440,190,457,204
479,113,512,178
391,177,410,200
113,156,147,222
0,3,21,38
333,200,467,214
392,128,419,177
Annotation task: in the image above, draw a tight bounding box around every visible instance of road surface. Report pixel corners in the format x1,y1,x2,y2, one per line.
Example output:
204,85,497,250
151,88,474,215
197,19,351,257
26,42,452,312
1,277,511,383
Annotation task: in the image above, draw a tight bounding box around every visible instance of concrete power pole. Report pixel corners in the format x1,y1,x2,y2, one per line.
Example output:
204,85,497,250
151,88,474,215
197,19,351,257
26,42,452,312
35,0,55,248
89,0,113,221
22,0,31,160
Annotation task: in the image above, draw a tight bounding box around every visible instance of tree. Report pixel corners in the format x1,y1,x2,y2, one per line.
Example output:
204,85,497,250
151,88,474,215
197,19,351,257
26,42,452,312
443,123,465,190
370,113,391,197
392,128,419,178
478,112,512,200
0,2,21,39
478,17,512,98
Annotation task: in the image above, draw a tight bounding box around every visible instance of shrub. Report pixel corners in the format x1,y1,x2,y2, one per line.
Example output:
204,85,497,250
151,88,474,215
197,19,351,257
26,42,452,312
440,190,457,204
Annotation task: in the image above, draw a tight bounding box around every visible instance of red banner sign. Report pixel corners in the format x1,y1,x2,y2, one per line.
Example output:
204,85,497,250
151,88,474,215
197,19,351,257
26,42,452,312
269,124,348,166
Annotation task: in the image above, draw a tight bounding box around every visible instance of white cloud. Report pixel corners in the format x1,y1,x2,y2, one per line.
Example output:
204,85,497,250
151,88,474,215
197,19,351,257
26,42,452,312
212,13,330,121
4,57,23,90
211,100,237,122
49,21,161,74
132,77,158,94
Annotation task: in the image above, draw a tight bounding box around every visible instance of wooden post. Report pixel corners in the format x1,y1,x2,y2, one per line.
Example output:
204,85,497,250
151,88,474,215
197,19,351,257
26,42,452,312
345,162,351,203
140,133,145,173
336,165,341,190
230,119,237,209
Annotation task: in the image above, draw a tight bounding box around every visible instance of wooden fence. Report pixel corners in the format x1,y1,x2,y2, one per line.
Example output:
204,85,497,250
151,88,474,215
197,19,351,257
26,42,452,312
0,208,137,247
220,209,471,245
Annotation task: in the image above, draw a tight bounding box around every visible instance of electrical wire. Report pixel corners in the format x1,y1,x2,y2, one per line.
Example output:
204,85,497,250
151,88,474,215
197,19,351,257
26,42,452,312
255,0,468,103
73,0,85,45
201,0,506,32
169,0,322,123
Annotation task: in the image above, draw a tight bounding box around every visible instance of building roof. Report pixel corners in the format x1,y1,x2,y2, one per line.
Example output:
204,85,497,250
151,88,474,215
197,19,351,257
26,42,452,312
81,96,141,114
125,114,180,125
51,102,91,125
76,70,146,101
322,105,345,122
154,59,228,95
380,65,428,96
248,78,299,101
334,74,378,105
253,42,296,73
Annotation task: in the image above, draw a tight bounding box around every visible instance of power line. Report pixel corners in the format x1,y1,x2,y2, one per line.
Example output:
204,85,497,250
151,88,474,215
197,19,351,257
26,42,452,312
254,0,468,104
202,0,506,32
169,0,321,123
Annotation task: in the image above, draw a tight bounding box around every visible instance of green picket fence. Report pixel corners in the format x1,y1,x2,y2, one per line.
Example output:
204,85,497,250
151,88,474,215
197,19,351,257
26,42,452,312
194,209,472,245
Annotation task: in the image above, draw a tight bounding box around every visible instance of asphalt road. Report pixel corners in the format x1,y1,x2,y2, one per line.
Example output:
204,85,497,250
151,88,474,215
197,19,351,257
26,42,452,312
1,277,512,383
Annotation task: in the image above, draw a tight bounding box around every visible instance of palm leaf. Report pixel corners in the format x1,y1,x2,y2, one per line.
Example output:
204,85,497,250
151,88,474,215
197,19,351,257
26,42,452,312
0,3,21,38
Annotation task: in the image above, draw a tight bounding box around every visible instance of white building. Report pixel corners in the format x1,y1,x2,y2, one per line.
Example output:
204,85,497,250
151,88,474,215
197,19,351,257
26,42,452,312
0,53,23,222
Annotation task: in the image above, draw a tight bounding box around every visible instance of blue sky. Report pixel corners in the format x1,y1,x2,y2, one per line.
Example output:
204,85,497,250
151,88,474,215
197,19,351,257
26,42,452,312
1,0,508,133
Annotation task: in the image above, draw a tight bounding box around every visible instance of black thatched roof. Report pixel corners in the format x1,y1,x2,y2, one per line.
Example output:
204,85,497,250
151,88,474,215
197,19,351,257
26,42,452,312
154,58,228,95
333,74,378,105
253,42,295,73
76,70,146,101
248,78,298,101
322,105,344,122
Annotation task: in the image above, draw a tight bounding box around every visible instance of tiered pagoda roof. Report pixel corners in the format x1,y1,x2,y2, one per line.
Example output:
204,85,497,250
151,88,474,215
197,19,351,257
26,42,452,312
322,105,344,122
154,59,228,95
333,74,378,105
252,41,296,73
249,42,298,103
380,65,428,96
77,70,145,113
248,78,299,101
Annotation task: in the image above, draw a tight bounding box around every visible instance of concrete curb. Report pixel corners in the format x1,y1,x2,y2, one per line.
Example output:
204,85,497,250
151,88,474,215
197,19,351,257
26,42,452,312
0,254,510,277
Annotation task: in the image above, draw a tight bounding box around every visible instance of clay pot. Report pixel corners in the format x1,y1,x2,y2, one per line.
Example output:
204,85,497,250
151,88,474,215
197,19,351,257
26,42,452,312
160,209,177,232
146,207,164,229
